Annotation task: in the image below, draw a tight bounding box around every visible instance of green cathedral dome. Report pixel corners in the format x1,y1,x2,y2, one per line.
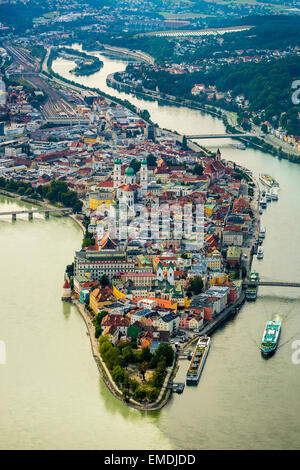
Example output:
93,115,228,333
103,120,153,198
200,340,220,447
125,167,135,176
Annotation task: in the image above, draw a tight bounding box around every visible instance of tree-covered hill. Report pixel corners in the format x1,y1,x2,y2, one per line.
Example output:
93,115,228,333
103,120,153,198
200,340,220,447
126,55,300,134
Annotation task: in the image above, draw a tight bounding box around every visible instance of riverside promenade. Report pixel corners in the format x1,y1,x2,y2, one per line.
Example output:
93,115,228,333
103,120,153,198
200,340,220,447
183,292,246,351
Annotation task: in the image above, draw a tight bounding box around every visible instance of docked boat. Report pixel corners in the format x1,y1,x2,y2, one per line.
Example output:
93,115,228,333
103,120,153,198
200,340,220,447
233,142,246,150
259,225,266,240
257,246,264,259
266,189,272,202
272,188,278,201
246,272,259,301
260,320,281,356
259,173,280,189
260,196,267,209
186,336,210,385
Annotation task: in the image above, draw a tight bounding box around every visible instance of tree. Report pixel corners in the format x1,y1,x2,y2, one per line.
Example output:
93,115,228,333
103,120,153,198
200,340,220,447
95,325,102,339
147,154,156,167
141,346,152,363
147,387,159,402
261,124,268,134
150,359,167,388
122,346,134,366
138,361,148,382
127,324,142,341
100,274,110,287
94,310,109,338
130,158,141,174
134,386,147,402
129,378,139,392
188,276,204,295
192,164,203,176
152,343,174,368
66,263,74,277
182,135,188,150
112,365,125,386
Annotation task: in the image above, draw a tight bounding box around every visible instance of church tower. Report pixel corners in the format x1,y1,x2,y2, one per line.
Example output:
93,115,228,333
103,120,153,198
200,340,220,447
113,158,122,189
216,148,221,162
156,262,164,282
167,262,175,286
140,159,148,192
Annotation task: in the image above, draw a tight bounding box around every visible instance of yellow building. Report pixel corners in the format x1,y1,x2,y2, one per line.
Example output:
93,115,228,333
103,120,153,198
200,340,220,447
89,287,114,315
89,192,115,211
205,203,215,217
209,272,229,286
206,249,222,271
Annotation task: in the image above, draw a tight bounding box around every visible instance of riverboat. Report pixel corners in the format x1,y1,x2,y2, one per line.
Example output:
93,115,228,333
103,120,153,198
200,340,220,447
246,272,259,301
260,197,267,209
257,246,264,259
259,225,266,240
260,321,281,357
266,189,272,202
272,188,278,201
186,336,210,385
233,142,246,150
259,174,280,189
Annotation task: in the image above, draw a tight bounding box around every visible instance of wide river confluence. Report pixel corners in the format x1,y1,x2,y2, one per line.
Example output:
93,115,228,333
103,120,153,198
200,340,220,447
0,48,299,450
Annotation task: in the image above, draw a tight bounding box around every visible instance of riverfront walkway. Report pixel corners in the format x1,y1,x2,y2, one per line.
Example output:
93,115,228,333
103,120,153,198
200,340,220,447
183,293,246,352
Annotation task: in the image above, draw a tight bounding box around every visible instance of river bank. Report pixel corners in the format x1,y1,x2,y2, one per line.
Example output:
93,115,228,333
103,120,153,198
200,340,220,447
1,50,300,449
50,49,265,410
100,44,155,65
106,70,300,162
71,297,176,412
0,188,88,236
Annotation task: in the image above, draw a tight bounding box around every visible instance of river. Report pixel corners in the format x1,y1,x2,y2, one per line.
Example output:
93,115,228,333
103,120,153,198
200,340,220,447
0,48,299,450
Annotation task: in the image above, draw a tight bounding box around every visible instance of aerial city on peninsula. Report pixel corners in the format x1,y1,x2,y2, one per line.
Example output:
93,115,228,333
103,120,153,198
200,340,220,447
0,0,299,454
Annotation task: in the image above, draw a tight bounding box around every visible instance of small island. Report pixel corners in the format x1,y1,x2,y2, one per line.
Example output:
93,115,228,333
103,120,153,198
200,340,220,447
60,47,103,76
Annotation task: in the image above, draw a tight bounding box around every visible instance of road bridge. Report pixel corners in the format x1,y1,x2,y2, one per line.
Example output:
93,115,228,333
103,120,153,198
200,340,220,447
0,139,28,147
0,208,72,221
186,133,253,139
246,281,300,288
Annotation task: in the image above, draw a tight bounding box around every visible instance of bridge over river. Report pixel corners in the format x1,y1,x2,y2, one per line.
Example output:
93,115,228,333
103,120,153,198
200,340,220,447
186,133,253,139
245,281,300,288
0,208,72,221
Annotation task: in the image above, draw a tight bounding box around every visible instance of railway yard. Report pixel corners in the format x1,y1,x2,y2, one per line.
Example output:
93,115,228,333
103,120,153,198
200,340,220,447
5,45,87,123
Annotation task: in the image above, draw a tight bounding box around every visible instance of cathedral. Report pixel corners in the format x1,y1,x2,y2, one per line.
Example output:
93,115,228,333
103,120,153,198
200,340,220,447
113,159,148,209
